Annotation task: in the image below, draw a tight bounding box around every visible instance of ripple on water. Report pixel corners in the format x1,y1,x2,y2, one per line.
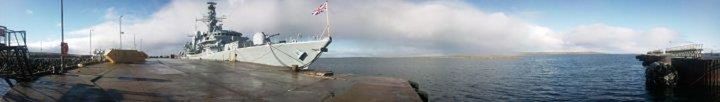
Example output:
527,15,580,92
311,55,653,101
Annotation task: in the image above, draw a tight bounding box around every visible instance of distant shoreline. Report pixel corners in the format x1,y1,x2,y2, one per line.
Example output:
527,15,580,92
319,52,644,58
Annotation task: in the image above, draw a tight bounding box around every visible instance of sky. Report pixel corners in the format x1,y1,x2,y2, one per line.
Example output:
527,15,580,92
1,0,718,57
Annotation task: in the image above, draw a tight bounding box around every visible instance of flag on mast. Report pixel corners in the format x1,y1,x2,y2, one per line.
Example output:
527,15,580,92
312,2,327,15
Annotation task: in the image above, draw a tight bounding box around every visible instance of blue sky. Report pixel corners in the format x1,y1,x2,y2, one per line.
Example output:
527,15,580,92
1,0,719,56
0,0,167,41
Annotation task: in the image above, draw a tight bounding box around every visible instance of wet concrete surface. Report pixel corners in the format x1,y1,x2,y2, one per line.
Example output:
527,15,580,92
0,59,421,102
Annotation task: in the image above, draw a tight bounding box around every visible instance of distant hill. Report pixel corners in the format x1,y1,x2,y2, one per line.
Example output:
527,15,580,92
321,52,607,59
520,51,605,55
28,52,91,58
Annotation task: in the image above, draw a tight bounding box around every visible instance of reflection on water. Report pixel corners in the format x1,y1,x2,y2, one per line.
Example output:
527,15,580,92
311,54,720,101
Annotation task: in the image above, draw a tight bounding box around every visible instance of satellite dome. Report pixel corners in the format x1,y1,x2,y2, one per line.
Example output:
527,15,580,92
253,32,266,45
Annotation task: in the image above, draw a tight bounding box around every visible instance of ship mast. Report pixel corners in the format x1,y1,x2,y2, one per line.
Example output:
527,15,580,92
201,2,227,33
206,2,218,33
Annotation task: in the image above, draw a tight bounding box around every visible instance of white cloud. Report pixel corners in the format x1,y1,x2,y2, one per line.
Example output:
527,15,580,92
26,0,684,57
103,7,117,20
562,24,678,53
318,0,566,56
25,9,33,15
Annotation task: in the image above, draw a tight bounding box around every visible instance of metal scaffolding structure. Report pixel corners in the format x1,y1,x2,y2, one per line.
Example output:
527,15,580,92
0,26,33,79
0,26,97,82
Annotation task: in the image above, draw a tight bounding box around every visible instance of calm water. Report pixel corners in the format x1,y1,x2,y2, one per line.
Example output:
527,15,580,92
311,54,653,101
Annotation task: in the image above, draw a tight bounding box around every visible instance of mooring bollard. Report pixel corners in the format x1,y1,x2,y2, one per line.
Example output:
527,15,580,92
291,65,300,72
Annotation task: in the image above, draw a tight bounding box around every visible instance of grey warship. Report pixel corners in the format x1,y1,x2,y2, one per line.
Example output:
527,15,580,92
182,2,331,69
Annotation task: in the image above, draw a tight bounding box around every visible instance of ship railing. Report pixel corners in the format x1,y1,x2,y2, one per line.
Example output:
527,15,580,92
645,44,705,59
666,44,703,52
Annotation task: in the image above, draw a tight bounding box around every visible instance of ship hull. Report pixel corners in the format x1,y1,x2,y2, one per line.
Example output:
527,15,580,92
184,37,331,69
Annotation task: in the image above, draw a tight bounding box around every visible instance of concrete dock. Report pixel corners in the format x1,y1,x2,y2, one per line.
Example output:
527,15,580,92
0,59,423,101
